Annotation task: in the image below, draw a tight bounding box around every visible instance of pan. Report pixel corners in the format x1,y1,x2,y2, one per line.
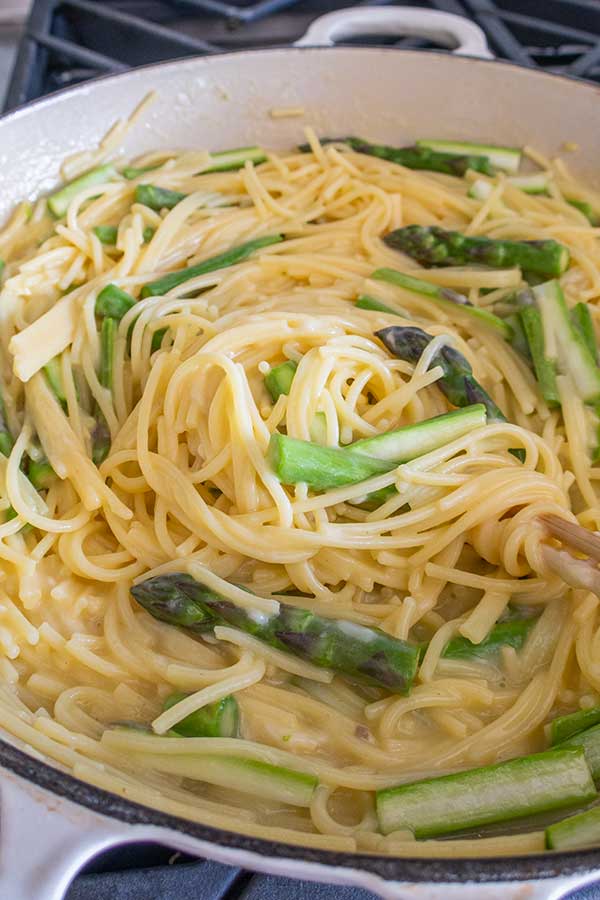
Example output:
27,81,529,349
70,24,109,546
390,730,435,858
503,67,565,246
2,7,600,899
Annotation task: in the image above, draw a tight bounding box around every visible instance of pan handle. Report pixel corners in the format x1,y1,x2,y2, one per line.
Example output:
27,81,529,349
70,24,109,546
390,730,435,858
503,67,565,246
0,769,136,900
294,6,493,58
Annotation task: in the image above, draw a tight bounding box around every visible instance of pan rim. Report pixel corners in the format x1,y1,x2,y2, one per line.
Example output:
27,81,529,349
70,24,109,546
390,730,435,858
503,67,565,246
2,43,600,885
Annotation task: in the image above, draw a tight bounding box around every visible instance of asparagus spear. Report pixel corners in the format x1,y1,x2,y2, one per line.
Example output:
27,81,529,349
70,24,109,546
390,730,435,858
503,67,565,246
143,226,155,243
546,805,600,850
376,326,506,424
204,146,266,172
265,360,298,402
28,457,55,490
550,707,600,746
43,356,68,411
93,225,118,246
372,268,511,338
123,164,159,180
571,302,597,361
47,164,117,218
92,317,116,466
131,573,420,693
416,139,522,174
140,235,283,299
299,137,494,176
376,748,596,838
556,723,600,780
442,619,535,661
567,198,599,226
0,391,14,458
95,284,136,320
0,259,5,281
163,692,239,738
269,405,486,490
384,225,569,279
356,295,402,316
135,185,186,211
519,306,560,408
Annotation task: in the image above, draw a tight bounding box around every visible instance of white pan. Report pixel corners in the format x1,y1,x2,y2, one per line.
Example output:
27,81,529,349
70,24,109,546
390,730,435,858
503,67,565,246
2,8,600,900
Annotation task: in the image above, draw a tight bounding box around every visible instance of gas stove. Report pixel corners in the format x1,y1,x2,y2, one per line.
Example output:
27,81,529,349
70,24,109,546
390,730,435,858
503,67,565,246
5,1,600,897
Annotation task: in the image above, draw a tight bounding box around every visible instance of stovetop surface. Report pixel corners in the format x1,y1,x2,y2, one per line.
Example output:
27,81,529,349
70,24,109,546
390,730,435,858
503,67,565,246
6,0,600,896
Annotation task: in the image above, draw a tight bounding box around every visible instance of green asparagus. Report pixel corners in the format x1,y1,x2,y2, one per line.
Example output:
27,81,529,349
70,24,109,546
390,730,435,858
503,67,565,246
550,706,600,746
384,225,569,279
163,692,239,738
376,325,507,424
416,139,522,174
0,259,5,281
28,458,55,491
47,164,117,218
140,235,283,299
376,748,596,838
204,146,266,172
92,317,116,466
93,225,118,245
356,295,402,316
143,226,155,243
131,572,420,693
95,284,136,320
123,164,159,180
546,805,600,850
442,619,535,661
534,280,600,403
43,356,67,410
0,391,14,458
300,137,494,176
372,268,511,338
568,198,599,226
135,184,186,211
265,360,298,402
269,405,486,490
520,306,560,408
556,723,600,780
571,302,597,361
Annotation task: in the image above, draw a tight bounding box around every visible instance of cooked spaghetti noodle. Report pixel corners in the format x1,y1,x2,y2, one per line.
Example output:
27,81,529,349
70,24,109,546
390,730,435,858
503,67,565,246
2,114,600,856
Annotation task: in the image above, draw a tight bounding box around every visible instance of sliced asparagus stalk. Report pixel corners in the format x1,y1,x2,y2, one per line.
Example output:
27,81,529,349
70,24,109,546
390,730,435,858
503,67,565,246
92,317,116,466
376,748,596,838
269,405,486,490
0,391,14,458
163,692,239,738
95,284,136,320
204,146,267,172
356,295,402,316
550,707,600,746
131,573,420,693
93,225,118,246
372,268,511,338
265,360,298,402
503,313,531,362
546,805,600,850
123,164,159,180
151,328,168,353
43,356,67,410
376,326,507,424
442,619,535,661
28,458,55,491
131,752,317,807
0,259,5,281
534,280,600,403
143,226,155,243
140,235,283,299
269,433,394,489
556,723,600,780
134,184,186,211
567,199,599,226
468,173,550,201
384,226,569,279
299,137,494,176
519,306,560,408
47,164,117,218
416,139,522,174
570,302,597,362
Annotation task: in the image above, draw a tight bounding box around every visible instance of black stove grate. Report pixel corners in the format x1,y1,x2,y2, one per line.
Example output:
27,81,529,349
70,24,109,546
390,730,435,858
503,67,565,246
6,0,600,110
6,0,600,897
